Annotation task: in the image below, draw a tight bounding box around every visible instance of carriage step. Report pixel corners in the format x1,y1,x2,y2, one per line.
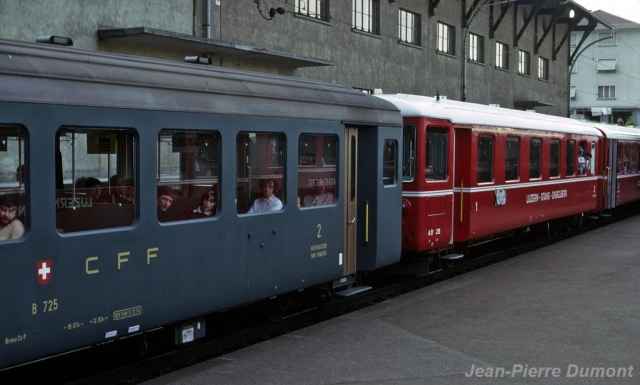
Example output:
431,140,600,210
589,216,600,220
334,285,372,298
439,254,464,260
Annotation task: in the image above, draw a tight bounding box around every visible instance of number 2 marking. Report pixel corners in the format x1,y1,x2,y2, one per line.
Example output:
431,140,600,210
317,224,322,238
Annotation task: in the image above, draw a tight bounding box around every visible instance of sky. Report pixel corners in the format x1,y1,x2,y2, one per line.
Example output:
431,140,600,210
572,0,640,24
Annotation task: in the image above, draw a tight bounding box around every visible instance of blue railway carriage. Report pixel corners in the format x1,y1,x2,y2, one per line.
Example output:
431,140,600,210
0,38,402,369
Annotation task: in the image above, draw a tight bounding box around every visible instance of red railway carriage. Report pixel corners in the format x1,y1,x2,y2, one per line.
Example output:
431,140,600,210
593,124,640,209
376,94,605,257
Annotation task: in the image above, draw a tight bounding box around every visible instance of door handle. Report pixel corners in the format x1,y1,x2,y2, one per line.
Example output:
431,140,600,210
348,217,356,226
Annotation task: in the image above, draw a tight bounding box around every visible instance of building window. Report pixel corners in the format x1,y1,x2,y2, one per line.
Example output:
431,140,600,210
469,33,484,63
598,32,616,46
529,138,541,179
518,50,530,75
570,33,577,47
437,22,455,55
295,0,329,21
570,86,577,99
597,58,617,72
505,137,519,181
598,85,616,99
399,9,420,45
495,42,508,69
352,0,379,34
538,57,549,80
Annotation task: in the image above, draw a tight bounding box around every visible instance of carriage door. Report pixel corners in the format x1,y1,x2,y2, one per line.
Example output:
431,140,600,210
343,127,358,276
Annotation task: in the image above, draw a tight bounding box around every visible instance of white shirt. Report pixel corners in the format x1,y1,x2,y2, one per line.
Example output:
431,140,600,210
247,195,283,213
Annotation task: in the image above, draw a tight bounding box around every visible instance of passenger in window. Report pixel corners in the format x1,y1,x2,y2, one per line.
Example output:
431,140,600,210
180,191,217,220
247,179,282,213
16,165,25,186
0,194,24,241
110,175,134,204
578,147,586,175
584,153,592,174
302,179,334,207
157,185,176,222
85,177,110,204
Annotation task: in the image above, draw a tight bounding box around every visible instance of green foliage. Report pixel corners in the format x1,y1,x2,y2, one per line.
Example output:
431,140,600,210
625,117,636,127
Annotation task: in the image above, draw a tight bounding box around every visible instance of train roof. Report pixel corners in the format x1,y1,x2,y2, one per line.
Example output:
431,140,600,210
591,124,640,141
374,94,602,137
0,38,401,127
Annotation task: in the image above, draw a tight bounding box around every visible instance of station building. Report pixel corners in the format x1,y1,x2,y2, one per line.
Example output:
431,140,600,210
0,0,611,116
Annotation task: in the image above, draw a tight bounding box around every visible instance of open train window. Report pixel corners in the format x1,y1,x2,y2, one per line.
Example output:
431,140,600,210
55,128,136,234
426,128,448,181
550,140,560,177
477,135,494,183
402,125,416,182
157,130,220,222
578,140,588,175
0,125,26,241
383,140,398,186
529,138,541,179
632,144,637,173
505,137,519,181
623,143,630,173
565,140,575,176
298,134,337,208
237,132,285,214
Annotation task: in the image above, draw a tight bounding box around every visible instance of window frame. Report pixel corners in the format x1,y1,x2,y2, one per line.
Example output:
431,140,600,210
598,85,616,100
538,57,549,81
529,138,542,179
352,0,379,35
398,9,420,46
518,50,530,76
469,33,484,63
495,41,509,70
437,22,455,55
505,137,520,181
477,135,494,184
295,0,330,21
550,139,560,178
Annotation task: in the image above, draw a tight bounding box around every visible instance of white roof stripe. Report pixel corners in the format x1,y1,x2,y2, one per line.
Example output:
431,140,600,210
374,94,603,137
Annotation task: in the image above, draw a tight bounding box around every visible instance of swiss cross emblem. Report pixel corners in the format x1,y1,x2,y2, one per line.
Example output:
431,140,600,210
37,260,52,285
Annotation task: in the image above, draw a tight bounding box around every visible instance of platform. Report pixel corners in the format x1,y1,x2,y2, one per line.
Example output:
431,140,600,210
144,216,640,384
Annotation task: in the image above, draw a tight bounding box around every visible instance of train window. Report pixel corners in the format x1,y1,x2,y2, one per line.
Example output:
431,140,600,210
402,125,416,182
477,135,494,183
505,137,519,181
616,143,623,173
237,132,285,214
383,140,398,186
565,140,575,176
623,143,630,173
631,145,637,173
529,138,541,179
550,140,560,177
299,134,337,208
157,130,220,222
0,126,26,241
578,140,588,175
426,128,448,181
55,128,136,233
